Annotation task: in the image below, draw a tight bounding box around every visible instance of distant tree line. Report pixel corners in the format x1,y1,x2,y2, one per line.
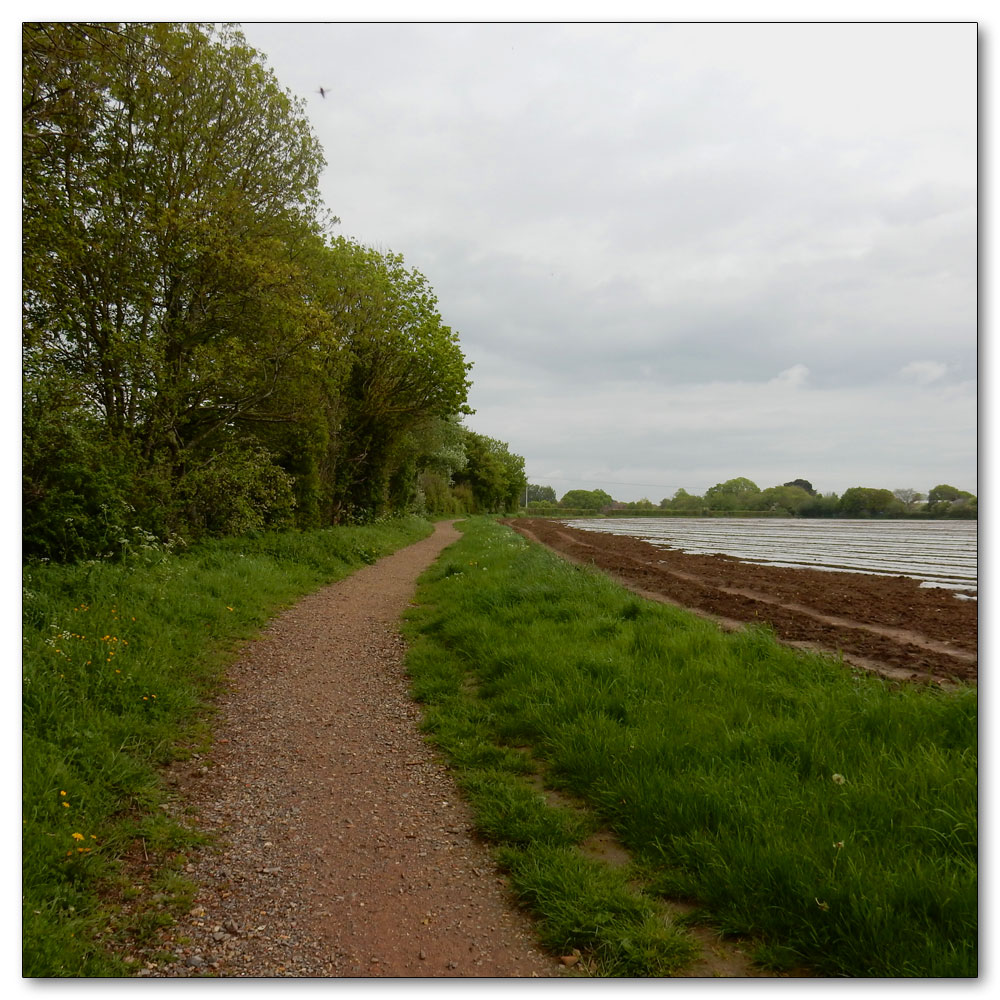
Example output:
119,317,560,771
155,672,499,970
23,23,526,561
523,478,976,519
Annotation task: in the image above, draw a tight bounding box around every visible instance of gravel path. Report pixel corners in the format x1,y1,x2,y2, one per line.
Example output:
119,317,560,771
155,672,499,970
142,521,562,978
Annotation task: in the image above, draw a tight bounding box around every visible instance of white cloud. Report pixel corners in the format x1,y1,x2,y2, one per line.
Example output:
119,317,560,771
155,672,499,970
770,365,810,388
899,361,949,385
239,21,978,501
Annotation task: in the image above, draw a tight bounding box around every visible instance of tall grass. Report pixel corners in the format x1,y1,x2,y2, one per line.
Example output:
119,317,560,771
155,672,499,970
403,518,977,977
22,516,432,977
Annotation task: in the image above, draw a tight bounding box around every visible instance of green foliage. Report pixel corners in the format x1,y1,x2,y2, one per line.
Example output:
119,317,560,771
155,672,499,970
22,379,139,562
313,237,473,519
703,477,762,511
653,479,975,521
453,430,526,513
926,484,976,518
759,484,813,515
839,487,902,518
559,489,614,511
783,478,816,495
22,22,509,553
173,441,298,537
798,492,842,518
526,483,557,504
404,519,978,977
661,488,704,512
22,516,432,975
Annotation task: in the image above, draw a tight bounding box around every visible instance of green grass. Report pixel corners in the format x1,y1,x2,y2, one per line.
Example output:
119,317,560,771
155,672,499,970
402,517,978,978
22,516,432,977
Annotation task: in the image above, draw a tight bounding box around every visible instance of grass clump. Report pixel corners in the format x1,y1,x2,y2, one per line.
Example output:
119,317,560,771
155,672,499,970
404,517,977,978
497,844,698,977
22,516,431,976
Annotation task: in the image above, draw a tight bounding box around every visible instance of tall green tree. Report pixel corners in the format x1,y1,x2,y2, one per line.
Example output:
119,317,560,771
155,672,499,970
311,237,473,520
759,484,812,515
924,484,976,519
558,488,614,511
526,484,557,503
23,21,489,553
703,477,762,511
23,22,334,545
838,487,901,518
453,431,526,514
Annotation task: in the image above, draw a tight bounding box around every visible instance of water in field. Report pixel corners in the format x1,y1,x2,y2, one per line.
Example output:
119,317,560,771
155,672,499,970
564,517,978,592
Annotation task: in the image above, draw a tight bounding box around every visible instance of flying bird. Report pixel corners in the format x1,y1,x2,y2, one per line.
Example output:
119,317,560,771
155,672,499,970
317,87,329,98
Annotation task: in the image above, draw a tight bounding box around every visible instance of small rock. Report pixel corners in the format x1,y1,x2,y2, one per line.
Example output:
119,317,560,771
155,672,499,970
418,950,427,960
185,955,206,968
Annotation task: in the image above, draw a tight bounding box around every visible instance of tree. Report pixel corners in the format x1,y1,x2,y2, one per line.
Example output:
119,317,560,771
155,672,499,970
839,487,901,518
798,492,841,518
704,478,762,511
452,431,525,513
312,237,473,519
783,479,816,496
559,489,614,511
759,484,812,515
926,484,976,518
927,484,973,506
663,488,703,512
22,21,497,553
23,22,333,540
526,484,557,503
409,414,469,516
892,488,926,510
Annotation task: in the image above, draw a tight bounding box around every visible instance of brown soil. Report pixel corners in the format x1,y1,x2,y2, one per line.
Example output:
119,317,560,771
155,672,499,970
504,518,977,686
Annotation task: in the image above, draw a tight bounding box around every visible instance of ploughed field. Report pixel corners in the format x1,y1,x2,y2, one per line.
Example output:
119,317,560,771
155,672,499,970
505,518,977,685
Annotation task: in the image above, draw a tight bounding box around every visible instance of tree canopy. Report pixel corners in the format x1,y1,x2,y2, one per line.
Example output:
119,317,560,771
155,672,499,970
532,476,977,521
23,22,521,560
558,489,614,510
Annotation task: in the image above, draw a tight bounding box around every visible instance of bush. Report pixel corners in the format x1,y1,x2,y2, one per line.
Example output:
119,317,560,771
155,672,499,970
173,443,297,537
22,384,140,562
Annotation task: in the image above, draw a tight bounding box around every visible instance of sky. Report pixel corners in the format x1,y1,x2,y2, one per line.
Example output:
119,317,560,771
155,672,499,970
122,16,993,502
236,17,978,503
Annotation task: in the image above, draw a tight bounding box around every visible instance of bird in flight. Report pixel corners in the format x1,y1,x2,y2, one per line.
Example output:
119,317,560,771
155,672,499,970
317,87,329,98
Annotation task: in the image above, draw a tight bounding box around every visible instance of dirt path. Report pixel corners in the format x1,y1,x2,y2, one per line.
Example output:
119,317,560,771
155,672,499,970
505,518,977,686
133,521,562,978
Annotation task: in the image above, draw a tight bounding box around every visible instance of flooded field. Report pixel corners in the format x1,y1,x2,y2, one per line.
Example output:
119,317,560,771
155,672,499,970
564,517,977,592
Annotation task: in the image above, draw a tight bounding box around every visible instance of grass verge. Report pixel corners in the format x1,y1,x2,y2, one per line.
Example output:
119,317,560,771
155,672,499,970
22,516,432,977
402,517,977,978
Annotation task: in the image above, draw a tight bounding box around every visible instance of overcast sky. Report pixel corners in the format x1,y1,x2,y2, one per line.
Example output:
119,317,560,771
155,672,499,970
240,19,977,502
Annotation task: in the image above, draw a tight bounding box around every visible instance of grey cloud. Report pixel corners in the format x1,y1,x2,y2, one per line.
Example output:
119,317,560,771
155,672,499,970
241,21,977,500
